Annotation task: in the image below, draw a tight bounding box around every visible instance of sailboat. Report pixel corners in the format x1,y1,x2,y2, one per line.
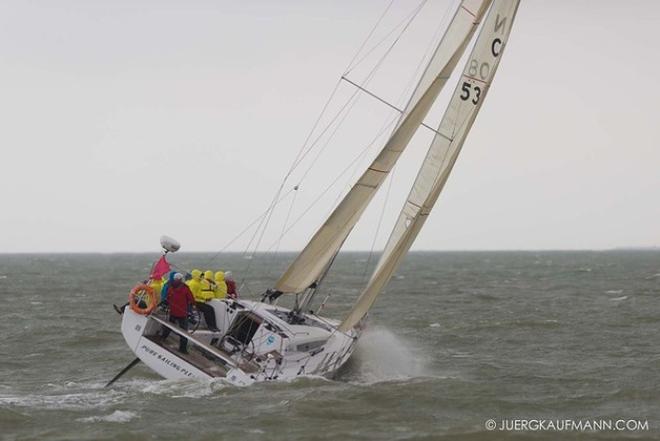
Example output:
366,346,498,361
117,0,520,386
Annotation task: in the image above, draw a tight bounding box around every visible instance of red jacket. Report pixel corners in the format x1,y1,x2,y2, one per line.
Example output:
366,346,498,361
167,283,195,318
226,280,238,299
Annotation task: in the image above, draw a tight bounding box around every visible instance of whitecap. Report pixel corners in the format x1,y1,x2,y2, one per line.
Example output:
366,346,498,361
77,410,137,423
450,352,473,358
139,378,220,398
0,275,7,279
24,353,43,358
606,289,623,294
610,296,628,302
429,323,441,328
0,390,120,410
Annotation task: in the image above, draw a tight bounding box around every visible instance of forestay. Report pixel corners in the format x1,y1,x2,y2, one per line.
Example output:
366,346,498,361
340,0,521,331
275,0,493,294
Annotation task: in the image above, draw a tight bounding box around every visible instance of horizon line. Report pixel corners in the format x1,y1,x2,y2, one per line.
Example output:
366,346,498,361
1,247,658,255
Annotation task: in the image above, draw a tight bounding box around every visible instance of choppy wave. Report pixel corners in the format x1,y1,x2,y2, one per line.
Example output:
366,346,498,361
137,378,226,398
77,410,138,423
0,389,121,411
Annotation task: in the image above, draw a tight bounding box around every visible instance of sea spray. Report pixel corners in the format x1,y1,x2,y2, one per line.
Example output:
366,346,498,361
345,326,430,383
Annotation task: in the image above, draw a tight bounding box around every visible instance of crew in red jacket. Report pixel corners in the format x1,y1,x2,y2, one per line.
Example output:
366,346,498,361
225,271,239,299
162,272,195,354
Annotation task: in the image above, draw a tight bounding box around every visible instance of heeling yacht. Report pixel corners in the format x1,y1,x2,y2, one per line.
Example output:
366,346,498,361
118,0,520,385
121,295,357,385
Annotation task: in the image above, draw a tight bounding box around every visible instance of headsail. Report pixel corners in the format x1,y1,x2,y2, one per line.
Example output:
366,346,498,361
340,0,521,331
275,0,493,294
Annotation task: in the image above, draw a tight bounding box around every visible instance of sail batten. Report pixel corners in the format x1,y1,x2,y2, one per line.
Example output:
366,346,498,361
274,0,493,295
339,0,521,332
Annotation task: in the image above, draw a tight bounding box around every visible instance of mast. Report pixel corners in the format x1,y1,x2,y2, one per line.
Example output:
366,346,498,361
274,0,493,296
340,0,521,332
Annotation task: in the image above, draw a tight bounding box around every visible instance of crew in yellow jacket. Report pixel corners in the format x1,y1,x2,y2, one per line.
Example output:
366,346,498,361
186,269,206,302
187,269,219,331
214,271,227,299
200,270,216,301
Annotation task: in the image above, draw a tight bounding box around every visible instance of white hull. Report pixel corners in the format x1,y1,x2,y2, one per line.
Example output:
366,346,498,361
121,299,359,386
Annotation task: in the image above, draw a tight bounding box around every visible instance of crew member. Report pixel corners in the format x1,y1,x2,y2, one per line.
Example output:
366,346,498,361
188,269,219,331
186,269,203,300
214,271,227,299
201,270,216,300
225,271,238,299
161,273,195,354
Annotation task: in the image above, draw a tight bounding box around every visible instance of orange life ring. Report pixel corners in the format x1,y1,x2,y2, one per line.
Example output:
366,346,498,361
128,283,157,315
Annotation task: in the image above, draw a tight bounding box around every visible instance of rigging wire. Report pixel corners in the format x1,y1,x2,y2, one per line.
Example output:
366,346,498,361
261,114,399,254
344,0,397,73
240,0,429,283
238,0,407,263
264,185,300,279
361,165,397,284
289,0,428,179
278,0,437,292
279,0,430,236
201,188,295,268
237,6,406,273
345,0,428,76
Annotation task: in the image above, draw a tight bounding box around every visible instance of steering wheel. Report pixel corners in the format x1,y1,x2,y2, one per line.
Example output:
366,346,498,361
240,340,256,362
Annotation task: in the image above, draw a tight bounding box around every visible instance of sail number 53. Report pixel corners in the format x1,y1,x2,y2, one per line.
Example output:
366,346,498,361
460,82,481,104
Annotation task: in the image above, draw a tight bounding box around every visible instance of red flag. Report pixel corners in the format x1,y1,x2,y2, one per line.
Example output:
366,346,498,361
150,255,171,280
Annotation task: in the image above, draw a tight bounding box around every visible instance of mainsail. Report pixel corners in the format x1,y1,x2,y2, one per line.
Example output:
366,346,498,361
275,0,493,294
340,0,520,331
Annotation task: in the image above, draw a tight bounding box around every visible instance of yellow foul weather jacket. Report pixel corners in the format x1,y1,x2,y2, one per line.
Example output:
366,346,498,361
200,270,216,301
214,271,227,299
186,269,209,302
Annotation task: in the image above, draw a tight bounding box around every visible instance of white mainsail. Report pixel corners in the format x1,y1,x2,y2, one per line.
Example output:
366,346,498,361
340,0,521,331
275,0,492,294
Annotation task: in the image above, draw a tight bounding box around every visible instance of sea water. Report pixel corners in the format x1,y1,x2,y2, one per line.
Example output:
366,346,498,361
1,251,659,440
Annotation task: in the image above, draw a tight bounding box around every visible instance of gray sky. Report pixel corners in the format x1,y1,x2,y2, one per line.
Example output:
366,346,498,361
1,0,659,253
